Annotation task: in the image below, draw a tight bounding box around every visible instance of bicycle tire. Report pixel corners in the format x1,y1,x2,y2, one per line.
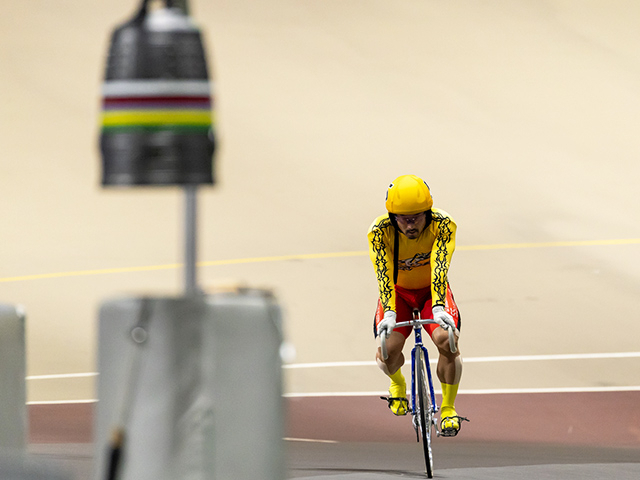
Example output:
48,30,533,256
414,348,434,478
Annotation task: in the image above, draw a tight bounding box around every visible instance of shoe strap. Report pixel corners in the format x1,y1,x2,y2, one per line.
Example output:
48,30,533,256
380,396,409,408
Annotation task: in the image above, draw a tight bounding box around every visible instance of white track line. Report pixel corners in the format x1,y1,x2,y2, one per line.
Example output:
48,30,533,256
26,352,640,405
26,372,98,380
27,399,97,405
283,385,640,398
283,351,640,369
26,352,640,379
283,437,338,444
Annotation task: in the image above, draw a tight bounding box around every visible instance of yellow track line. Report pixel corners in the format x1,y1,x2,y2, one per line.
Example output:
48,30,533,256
1,238,638,283
199,250,364,266
0,264,183,283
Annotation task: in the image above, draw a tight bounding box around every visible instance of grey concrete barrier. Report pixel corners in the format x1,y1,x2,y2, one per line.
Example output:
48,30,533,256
0,453,72,480
0,303,27,452
93,289,285,480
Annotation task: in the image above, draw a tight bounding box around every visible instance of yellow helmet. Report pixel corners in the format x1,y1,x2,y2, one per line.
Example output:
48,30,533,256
385,175,433,214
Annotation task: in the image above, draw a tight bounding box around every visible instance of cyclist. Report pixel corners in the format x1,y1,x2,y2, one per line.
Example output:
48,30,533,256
367,174,466,436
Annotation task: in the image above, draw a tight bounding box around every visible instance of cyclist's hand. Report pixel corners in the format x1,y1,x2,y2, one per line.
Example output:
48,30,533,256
379,310,397,338
432,306,456,331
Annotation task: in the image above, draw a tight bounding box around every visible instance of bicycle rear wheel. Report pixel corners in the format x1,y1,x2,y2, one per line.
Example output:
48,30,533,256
414,348,434,478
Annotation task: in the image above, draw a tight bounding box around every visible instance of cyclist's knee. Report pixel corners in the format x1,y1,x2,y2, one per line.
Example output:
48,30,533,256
382,331,406,351
433,328,459,355
377,333,405,371
376,349,403,375
380,342,404,363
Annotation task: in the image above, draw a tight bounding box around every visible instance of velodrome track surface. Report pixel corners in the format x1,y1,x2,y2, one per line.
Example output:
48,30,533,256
25,396,640,479
2,0,639,478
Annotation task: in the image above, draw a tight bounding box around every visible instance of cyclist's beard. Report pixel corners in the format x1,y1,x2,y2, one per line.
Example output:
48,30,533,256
404,228,420,239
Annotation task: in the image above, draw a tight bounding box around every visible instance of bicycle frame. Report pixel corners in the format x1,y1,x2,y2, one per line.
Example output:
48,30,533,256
380,312,457,434
410,325,439,422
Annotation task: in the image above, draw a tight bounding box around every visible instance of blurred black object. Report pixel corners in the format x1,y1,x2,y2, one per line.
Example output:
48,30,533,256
100,0,215,186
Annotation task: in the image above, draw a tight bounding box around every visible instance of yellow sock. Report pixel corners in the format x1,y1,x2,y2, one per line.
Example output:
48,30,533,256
389,368,405,386
388,368,407,414
441,382,459,417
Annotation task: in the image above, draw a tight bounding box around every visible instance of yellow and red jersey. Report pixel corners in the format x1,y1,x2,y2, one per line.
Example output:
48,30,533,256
367,208,457,313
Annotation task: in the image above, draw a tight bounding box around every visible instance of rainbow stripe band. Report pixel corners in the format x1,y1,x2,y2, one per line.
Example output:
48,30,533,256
101,80,213,132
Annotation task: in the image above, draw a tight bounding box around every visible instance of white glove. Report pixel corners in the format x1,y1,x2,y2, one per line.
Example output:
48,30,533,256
432,305,456,331
379,310,397,338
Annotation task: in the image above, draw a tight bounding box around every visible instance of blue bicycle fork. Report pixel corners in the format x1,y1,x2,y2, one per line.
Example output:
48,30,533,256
410,327,438,417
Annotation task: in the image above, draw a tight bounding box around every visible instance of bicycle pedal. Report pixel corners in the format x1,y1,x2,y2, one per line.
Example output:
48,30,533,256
380,396,409,416
439,416,470,437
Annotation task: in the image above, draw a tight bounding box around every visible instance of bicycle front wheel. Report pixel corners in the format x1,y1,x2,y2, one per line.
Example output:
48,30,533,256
414,347,434,478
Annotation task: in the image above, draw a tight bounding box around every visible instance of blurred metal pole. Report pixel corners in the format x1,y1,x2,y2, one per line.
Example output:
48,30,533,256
185,185,198,295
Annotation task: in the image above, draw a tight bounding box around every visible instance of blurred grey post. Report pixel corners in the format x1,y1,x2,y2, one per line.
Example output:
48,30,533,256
0,304,26,452
95,1,285,479
184,184,198,295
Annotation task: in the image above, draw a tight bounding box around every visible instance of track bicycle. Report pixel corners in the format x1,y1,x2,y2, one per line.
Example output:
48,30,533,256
380,309,457,478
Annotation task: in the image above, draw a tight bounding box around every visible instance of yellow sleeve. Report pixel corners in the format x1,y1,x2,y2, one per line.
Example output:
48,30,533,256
430,210,457,307
367,215,396,312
